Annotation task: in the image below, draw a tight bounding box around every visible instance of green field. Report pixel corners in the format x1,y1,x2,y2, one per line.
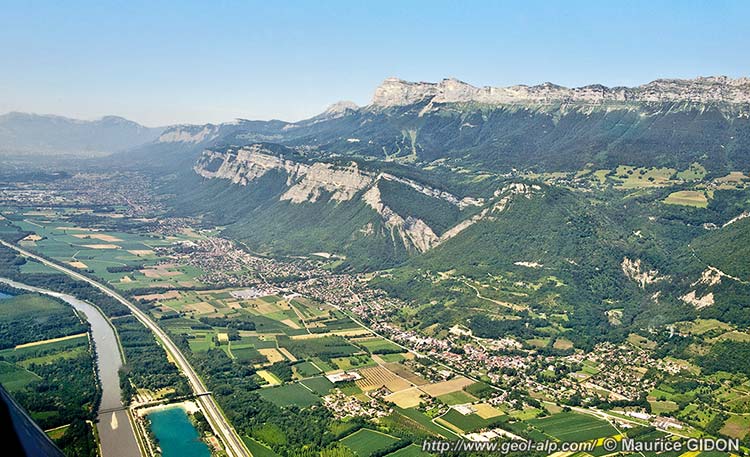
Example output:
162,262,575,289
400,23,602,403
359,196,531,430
663,190,709,208
242,436,280,457
0,334,87,360
232,346,265,364
187,333,214,352
377,353,408,363
278,335,359,361
394,407,459,439
0,361,42,392
299,376,334,395
527,412,618,441
0,293,72,319
258,383,320,408
720,414,750,439
437,409,506,434
385,445,429,457
437,390,476,406
289,297,329,319
340,428,401,457
355,337,405,355
612,166,677,189
293,361,322,378
331,354,376,371
238,336,278,349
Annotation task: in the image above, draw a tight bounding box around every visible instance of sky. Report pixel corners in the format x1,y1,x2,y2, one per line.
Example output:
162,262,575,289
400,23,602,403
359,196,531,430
1,0,749,126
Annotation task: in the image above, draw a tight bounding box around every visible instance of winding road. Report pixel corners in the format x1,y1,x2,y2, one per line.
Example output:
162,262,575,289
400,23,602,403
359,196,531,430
0,240,251,457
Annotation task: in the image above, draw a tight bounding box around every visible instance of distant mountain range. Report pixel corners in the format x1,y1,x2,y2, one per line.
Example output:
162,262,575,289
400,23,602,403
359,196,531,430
7,75,750,162
0,112,164,156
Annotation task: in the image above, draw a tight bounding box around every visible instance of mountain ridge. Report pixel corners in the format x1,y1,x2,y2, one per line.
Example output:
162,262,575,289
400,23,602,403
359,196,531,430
0,112,164,156
371,75,750,108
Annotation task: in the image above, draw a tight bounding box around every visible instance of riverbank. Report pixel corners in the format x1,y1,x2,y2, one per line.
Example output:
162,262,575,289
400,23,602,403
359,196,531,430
0,277,142,457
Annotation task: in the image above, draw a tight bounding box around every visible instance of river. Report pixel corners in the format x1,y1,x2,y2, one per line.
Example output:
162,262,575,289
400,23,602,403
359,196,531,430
0,278,141,457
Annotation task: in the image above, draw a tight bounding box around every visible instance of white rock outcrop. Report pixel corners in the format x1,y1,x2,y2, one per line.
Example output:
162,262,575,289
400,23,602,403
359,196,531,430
362,185,439,252
371,76,750,108
621,258,664,288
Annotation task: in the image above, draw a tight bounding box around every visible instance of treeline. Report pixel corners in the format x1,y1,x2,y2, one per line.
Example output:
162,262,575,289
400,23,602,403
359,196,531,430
198,316,256,331
468,314,548,340
106,265,143,273
699,340,750,376
114,316,190,403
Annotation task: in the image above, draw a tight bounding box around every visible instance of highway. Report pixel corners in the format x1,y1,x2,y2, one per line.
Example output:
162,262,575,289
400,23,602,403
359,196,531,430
0,240,252,457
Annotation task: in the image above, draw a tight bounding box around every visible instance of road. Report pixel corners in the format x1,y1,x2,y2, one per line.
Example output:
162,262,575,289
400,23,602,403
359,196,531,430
0,240,252,457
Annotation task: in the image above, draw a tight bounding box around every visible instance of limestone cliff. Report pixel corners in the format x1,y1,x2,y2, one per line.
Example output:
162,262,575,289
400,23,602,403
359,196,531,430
194,144,466,252
371,76,750,108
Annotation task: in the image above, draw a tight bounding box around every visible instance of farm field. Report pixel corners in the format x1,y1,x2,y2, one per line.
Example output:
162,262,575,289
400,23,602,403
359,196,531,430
719,414,750,439
375,353,409,363
4,210,207,290
356,366,412,392
279,335,360,361
384,387,424,408
436,390,477,405
394,407,460,440
384,444,428,457
258,383,320,408
340,428,401,457
0,360,42,392
0,293,87,349
663,190,710,208
436,408,508,434
332,354,377,371
242,437,280,457
526,411,618,441
0,304,96,429
257,370,282,386
299,376,334,395
419,376,475,397
353,336,405,355
292,361,322,378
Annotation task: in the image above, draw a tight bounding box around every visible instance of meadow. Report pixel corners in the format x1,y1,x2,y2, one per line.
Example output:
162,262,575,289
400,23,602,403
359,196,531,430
526,411,618,441
258,383,320,408
339,428,401,457
436,408,508,434
664,190,710,208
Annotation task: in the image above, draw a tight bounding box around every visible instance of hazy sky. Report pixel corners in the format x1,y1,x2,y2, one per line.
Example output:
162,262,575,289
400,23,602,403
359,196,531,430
2,0,749,126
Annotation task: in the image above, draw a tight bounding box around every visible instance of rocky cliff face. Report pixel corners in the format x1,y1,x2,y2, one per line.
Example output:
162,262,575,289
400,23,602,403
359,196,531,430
158,124,222,144
195,144,375,202
194,144,471,252
371,76,750,108
193,144,548,254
